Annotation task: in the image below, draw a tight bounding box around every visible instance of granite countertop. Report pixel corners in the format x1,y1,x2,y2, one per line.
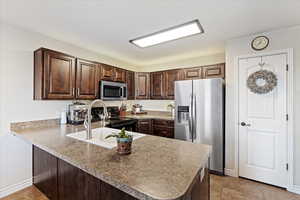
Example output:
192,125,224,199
126,110,174,121
11,119,210,200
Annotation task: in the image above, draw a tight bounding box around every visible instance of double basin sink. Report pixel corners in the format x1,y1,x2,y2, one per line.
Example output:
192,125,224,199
67,127,145,149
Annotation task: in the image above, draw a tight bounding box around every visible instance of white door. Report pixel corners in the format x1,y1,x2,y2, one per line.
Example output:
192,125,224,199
238,54,288,188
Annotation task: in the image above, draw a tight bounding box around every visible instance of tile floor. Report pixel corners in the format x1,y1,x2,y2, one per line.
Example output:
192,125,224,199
1,175,300,200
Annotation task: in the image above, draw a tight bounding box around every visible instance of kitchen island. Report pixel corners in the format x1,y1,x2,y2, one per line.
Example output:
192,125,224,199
11,119,211,200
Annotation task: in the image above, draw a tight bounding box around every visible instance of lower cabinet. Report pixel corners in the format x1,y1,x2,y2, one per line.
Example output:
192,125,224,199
33,146,136,200
33,146,58,200
136,119,152,135
152,119,174,138
136,119,174,138
33,146,210,200
58,159,101,200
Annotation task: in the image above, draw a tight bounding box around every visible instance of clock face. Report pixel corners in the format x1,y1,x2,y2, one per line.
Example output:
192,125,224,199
251,36,269,51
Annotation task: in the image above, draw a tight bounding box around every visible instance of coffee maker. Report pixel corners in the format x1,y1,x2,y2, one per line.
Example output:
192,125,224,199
67,102,88,125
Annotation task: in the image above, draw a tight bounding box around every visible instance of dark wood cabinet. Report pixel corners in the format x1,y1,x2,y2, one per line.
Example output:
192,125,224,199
152,119,174,138
58,159,101,200
100,64,115,81
115,67,126,82
164,69,183,99
34,48,225,101
202,63,225,79
33,145,209,200
183,67,202,80
33,146,137,200
76,59,99,99
34,48,76,100
136,119,174,138
135,72,150,99
136,119,152,134
150,71,165,99
126,71,135,100
33,146,58,200
191,167,210,200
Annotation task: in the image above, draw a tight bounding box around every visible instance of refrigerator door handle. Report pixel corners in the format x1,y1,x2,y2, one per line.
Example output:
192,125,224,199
188,94,193,140
193,95,197,140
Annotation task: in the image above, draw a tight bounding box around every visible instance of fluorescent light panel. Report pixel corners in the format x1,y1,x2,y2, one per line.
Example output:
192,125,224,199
130,20,204,48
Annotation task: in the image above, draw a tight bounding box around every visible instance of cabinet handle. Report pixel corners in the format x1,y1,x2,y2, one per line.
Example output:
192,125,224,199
72,88,75,96
77,88,80,97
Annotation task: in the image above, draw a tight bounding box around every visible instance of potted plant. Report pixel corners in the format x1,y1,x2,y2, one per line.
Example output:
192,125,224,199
105,128,133,155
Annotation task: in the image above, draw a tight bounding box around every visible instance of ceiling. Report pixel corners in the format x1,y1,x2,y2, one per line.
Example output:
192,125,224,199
1,0,300,66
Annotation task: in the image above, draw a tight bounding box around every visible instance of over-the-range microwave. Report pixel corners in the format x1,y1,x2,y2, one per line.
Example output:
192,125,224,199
99,80,127,101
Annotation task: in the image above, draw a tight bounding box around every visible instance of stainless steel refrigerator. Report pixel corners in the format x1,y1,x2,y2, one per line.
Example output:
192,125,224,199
175,78,224,174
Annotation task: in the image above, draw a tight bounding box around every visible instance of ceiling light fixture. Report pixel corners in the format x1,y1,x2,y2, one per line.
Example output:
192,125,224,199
129,20,204,48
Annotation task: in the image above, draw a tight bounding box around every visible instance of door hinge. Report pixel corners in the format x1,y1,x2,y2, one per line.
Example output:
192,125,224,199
286,114,289,121
286,163,289,171
286,64,289,71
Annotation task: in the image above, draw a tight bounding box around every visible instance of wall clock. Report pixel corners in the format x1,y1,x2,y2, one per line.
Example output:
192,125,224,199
251,36,269,51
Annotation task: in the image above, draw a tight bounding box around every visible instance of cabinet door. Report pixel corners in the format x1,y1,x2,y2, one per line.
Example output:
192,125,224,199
183,67,202,80
33,146,58,200
58,159,101,200
137,119,152,134
44,50,76,99
100,64,115,81
76,59,99,99
153,126,174,138
126,71,135,100
164,69,183,99
202,63,225,79
150,71,165,99
115,68,126,82
135,72,150,99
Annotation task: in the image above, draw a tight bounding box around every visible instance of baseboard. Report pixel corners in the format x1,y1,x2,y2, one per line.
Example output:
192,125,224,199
225,168,238,177
288,185,300,195
0,178,32,198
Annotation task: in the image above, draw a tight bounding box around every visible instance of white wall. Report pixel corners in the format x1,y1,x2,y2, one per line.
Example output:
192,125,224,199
225,26,300,186
0,23,138,197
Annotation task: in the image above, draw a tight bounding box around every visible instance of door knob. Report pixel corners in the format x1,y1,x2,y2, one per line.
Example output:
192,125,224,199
241,122,251,127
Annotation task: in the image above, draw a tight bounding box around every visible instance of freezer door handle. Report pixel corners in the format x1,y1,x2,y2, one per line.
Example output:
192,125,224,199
188,94,193,140
193,95,197,140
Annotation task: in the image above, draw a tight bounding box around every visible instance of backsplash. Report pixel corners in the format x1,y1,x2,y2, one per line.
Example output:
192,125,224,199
77,100,174,112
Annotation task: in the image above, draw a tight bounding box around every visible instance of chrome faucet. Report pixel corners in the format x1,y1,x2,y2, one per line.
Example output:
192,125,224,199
84,99,108,140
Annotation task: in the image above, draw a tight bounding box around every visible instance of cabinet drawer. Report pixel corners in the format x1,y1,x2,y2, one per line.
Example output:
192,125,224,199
153,126,174,138
137,119,152,134
153,119,174,127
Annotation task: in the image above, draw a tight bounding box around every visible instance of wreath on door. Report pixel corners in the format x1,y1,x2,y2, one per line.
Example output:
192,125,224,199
247,69,277,94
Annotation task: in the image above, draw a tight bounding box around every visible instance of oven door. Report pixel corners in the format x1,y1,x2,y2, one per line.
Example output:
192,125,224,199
100,81,127,100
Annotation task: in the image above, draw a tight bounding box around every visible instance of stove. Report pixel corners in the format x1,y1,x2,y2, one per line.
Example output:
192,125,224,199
91,106,137,131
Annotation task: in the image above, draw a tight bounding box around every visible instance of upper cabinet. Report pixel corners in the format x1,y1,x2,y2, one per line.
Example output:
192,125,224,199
164,69,183,99
183,67,202,80
135,72,150,99
34,48,98,100
76,59,99,99
202,63,225,79
34,48,76,100
114,68,126,83
126,71,135,100
34,48,225,101
150,71,165,99
100,64,115,81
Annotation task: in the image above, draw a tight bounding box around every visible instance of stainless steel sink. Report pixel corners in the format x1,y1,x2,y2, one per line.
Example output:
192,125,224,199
67,127,145,149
